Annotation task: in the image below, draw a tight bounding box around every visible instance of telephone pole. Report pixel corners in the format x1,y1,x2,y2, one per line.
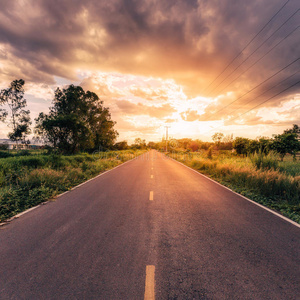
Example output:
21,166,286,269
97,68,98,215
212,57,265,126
164,126,170,152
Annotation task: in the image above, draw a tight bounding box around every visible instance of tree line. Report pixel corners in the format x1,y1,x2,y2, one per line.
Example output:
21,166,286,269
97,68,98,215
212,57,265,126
131,128,300,161
1,79,299,159
0,79,118,153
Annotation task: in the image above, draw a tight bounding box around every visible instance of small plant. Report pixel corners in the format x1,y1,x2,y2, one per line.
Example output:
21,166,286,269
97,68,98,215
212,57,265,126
250,151,279,171
207,146,213,159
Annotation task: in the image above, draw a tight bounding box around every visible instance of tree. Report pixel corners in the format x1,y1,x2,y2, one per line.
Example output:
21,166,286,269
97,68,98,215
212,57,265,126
284,124,300,139
147,141,157,149
233,137,250,156
132,138,146,149
271,132,300,161
35,85,118,153
257,137,271,154
114,141,128,150
188,141,199,152
212,132,224,148
248,139,260,154
0,79,31,144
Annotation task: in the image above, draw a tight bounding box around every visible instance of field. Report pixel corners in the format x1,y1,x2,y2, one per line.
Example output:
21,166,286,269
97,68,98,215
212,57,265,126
0,150,145,222
167,150,300,224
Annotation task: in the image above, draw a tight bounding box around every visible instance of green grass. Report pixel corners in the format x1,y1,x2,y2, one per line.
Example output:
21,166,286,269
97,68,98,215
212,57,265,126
167,151,300,224
0,150,145,222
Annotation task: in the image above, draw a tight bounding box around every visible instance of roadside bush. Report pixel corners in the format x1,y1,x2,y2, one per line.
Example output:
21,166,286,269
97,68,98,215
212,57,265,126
207,146,213,159
0,151,12,158
0,149,145,222
15,150,31,157
250,151,279,171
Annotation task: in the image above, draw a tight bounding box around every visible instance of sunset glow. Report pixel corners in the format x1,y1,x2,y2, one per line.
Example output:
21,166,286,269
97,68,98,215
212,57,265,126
0,0,299,142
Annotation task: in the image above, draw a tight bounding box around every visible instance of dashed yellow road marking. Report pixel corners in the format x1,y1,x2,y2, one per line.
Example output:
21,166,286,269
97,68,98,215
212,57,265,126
144,265,155,300
149,191,154,201
151,175,153,179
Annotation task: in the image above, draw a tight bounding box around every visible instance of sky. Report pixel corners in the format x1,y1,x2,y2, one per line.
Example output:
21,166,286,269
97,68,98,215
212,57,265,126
0,0,299,143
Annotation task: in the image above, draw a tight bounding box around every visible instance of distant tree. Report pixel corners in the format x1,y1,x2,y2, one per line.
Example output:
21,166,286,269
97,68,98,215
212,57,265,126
35,85,118,153
284,124,300,139
257,137,271,154
219,134,233,150
212,132,224,148
233,137,250,156
114,141,128,150
207,145,213,159
248,139,260,154
271,132,300,161
177,138,192,150
188,141,199,152
147,141,157,149
132,138,146,149
0,79,31,144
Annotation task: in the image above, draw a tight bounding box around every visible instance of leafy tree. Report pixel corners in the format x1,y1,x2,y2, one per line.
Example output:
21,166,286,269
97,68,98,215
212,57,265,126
0,79,31,144
147,141,157,149
188,141,199,152
233,137,250,156
35,85,118,153
114,141,129,150
132,138,146,149
271,132,300,161
257,137,271,154
284,124,300,139
212,132,224,147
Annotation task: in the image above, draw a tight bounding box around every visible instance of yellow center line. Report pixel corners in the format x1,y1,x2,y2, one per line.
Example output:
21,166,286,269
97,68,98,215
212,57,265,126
144,265,155,300
151,175,153,179
149,191,154,201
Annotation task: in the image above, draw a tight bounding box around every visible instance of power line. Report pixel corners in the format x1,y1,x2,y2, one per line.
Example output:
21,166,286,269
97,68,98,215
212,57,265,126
216,25,300,97
201,79,300,136
229,79,300,122
225,71,299,117
203,57,300,120
207,9,299,96
203,0,291,93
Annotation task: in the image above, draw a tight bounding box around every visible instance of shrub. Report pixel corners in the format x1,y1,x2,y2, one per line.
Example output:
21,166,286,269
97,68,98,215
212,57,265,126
0,150,12,158
207,146,213,159
250,151,279,171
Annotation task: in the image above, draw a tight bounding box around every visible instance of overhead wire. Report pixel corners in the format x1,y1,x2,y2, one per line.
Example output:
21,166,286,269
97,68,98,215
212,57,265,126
201,79,300,136
203,57,300,121
203,0,292,93
215,25,300,97
206,9,299,96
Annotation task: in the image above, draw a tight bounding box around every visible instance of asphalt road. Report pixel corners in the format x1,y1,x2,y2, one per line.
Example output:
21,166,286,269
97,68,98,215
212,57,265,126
0,150,299,299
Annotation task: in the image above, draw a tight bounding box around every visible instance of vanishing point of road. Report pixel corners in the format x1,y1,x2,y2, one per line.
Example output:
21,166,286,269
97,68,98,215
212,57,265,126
0,150,299,299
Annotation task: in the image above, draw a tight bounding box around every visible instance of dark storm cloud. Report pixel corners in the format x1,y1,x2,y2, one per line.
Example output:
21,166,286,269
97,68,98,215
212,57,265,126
0,0,299,110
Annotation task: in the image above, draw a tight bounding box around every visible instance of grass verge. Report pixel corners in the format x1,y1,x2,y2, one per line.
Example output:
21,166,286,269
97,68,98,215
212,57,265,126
167,152,300,224
0,150,146,222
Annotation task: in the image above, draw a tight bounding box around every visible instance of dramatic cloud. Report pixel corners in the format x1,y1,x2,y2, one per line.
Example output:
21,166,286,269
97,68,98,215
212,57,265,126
0,0,299,141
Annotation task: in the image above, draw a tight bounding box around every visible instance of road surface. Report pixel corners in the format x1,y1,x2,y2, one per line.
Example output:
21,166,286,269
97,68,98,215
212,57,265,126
0,150,299,299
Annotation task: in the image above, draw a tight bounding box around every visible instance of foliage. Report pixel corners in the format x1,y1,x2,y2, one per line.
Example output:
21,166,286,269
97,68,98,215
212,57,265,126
250,151,279,171
0,150,145,222
187,141,199,152
233,137,250,156
132,138,147,149
0,79,31,144
35,85,118,153
212,132,224,147
168,151,300,223
207,146,213,159
271,131,300,161
114,141,129,150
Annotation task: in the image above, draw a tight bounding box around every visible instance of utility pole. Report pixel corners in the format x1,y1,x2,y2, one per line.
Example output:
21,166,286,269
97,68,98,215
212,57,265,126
164,126,170,152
